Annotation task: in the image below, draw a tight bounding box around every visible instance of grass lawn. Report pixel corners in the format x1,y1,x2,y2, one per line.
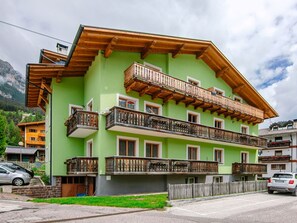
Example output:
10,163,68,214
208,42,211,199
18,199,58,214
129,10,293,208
32,193,168,209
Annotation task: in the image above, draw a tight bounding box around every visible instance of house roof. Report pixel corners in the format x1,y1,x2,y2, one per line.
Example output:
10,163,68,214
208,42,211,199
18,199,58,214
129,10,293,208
17,120,45,127
259,128,297,136
26,25,278,119
5,146,38,155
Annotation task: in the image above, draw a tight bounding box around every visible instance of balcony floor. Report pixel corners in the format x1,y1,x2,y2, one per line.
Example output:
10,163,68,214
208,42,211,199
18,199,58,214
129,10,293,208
68,126,98,138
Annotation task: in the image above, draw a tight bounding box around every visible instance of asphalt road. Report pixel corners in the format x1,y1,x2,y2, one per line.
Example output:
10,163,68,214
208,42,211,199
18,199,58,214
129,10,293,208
1,192,297,223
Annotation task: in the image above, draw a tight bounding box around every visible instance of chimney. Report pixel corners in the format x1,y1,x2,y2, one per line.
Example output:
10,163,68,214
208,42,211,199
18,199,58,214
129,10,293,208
56,43,68,55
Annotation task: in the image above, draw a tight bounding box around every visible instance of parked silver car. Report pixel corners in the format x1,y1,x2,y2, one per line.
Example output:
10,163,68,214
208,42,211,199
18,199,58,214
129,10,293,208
267,172,297,196
0,164,32,186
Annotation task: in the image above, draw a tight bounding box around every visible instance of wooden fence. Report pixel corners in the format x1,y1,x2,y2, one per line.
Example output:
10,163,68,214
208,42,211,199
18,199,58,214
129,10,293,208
168,181,267,200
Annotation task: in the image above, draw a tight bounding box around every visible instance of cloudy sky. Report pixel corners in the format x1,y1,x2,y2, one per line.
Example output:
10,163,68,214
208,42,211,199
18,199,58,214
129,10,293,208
0,0,297,127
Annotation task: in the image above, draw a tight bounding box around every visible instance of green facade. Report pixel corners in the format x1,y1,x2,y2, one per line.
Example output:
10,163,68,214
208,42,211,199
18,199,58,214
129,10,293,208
46,51,259,177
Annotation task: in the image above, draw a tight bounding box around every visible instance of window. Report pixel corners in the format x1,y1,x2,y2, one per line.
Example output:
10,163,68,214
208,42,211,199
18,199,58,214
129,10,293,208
117,136,138,157
186,177,198,184
87,99,93,112
275,136,283,142
187,146,199,160
40,137,45,141
87,139,93,157
213,87,225,96
69,104,83,116
187,77,201,87
144,62,162,72
271,164,286,170
234,96,242,103
0,167,7,174
29,129,37,133
214,148,224,163
117,94,138,110
30,137,36,141
214,118,224,129
272,126,278,131
213,176,223,183
144,101,162,115
287,123,293,129
241,152,249,163
275,150,282,156
187,111,200,124
40,130,45,133
241,125,249,134
145,142,160,158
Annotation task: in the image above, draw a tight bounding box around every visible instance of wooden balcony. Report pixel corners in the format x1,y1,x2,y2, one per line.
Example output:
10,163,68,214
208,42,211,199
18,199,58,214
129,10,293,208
267,140,291,148
106,107,267,148
232,163,267,175
124,63,264,124
65,157,98,175
105,156,218,175
64,110,98,138
258,155,291,163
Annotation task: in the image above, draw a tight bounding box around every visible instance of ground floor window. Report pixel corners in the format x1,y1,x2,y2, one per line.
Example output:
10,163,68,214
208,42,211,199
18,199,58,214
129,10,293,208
213,176,223,183
186,177,198,184
271,164,286,170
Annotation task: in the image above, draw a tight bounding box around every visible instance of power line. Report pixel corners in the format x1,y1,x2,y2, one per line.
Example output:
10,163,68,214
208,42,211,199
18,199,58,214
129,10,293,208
0,20,73,45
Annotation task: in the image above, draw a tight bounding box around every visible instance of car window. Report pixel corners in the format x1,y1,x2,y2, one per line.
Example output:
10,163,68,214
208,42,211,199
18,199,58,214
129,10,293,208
0,167,7,173
273,173,293,178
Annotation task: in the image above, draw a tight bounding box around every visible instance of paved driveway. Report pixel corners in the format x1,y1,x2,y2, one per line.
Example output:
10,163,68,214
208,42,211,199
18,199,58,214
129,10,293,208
1,192,297,222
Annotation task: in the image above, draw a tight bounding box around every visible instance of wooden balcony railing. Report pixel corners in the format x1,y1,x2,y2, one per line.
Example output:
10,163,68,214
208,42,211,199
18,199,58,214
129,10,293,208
124,63,264,124
232,163,267,175
65,157,98,175
267,140,291,148
258,155,291,162
64,110,98,137
105,156,218,175
106,107,267,148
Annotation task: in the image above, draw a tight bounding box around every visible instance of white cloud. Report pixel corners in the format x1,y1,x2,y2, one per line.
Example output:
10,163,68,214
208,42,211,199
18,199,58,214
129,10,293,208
0,0,297,124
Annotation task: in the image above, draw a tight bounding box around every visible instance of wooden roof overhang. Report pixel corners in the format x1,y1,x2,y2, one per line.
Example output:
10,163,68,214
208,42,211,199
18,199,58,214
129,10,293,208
26,25,278,119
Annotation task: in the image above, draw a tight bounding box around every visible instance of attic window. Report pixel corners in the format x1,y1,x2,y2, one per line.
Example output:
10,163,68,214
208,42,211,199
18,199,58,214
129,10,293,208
272,126,278,131
234,96,242,103
287,123,293,129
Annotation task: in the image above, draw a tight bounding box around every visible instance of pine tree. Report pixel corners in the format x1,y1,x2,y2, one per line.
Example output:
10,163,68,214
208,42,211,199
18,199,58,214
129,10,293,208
6,120,22,146
0,114,8,155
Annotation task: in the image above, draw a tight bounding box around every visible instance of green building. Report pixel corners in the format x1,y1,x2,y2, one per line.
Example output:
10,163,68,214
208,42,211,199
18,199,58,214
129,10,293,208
25,26,277,196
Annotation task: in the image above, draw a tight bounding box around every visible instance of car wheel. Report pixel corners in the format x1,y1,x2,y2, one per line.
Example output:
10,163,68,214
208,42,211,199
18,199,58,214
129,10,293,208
268,189,274,194
13,178,24,186
292,188,297,196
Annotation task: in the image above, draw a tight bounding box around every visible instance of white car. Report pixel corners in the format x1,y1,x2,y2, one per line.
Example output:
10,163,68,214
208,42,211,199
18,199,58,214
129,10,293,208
267,172,297,196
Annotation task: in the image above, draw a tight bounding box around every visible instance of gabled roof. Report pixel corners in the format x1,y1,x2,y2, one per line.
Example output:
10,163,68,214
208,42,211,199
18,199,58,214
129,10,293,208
17,121,45,127
5,146,37,155
26,25,278,119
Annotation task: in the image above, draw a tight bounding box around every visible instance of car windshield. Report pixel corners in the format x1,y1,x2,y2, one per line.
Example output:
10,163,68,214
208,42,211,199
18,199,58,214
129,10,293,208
273,173,293,178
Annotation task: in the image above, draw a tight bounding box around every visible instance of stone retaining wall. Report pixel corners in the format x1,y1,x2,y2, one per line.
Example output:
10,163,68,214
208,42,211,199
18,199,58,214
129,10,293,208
11,177,61,198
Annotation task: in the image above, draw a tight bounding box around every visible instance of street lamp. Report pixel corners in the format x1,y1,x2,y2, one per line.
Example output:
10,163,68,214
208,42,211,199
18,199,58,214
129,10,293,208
27,81,53,185
18,141,24,162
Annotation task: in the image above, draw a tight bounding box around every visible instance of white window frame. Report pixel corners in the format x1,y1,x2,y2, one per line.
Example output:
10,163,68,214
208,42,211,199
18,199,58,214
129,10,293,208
233,95,242,103
69,104,83,116
187,76,201,87
117,94,139,110
144,101,162,115
240,151,249,163
214,87,225,96
214,148,224,164
144,62,162,72
187,110,200,124
241,124,249,134
86,139,93,157
116,136,139,157
214,118,225,129
86,98,94,112
144,140,162,158
186,145,200,160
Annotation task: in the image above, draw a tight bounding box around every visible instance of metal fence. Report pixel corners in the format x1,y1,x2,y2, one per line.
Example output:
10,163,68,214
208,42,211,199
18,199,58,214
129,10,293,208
168,181,267,200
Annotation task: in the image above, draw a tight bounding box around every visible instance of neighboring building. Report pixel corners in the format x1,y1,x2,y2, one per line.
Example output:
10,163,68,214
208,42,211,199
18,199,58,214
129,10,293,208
25,25,277,196
17,121,46,161
259,120,297,178
5,146,38,163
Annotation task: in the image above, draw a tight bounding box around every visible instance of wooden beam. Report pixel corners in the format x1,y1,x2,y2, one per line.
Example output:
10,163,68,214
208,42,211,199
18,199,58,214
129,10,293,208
139,86,150,97
56,70,63,83
40,95,49,104
152,90,162,100
141,41,156,59
41,83,52,94
172,44,185,58
104,37,118,58
232,84,245,94
163,94,174,103
176,96,186,105
194,101,205,109
216,67,229,78
185,99,196,107
196,47,209,59
38,104,46,112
